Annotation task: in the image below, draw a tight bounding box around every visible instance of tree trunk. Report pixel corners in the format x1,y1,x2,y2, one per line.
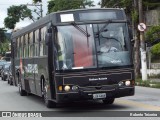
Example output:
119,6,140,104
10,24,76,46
134,31,141,78
133,0,141,78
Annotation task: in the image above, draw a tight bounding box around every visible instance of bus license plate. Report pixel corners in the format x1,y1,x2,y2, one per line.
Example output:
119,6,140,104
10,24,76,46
93,93,106,99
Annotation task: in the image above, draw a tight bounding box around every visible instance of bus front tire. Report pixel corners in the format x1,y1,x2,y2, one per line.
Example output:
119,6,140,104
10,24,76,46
42,81,56,108
45,99,56,108
103,98,115,104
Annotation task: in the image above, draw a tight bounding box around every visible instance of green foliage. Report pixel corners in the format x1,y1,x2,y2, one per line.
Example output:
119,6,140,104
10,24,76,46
4,17,17,29
33,0,42,3
47,0,94,13
100,0,132,13
0,40,10,56
136,79,160,89
149,74,160,78
131,10,138,22
146,25,160,56
151,84,160,89
146,25,160,42
151,43,160,56
100,0,160,13
50,0,82,12
48,1,55,14
0,28,7,43
143,0,160,10
0,28,10,55
83,0,94,6
4,5,32,29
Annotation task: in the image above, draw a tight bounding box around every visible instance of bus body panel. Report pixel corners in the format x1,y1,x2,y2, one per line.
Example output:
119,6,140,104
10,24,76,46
54,68,134,103
21,57,49,96
33,56,48,96
24,58,36,94
14,57,50,97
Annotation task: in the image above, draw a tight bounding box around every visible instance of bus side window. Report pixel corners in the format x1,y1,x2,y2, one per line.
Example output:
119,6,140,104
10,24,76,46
24,34,29,58
14,39,17,59
20,36,23,58
16,38,19,58
34,29,39,57
40,26,47,56
29,32,34,57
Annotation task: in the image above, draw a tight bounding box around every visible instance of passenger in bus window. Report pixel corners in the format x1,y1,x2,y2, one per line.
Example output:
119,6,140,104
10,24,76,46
100,40,118,53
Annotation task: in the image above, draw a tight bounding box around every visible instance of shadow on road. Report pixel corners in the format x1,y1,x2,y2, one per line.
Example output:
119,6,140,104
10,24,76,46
16,92,130,111
1,79,131,113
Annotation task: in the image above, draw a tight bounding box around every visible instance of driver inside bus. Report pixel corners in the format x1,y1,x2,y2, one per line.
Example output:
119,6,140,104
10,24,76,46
100,40,118,53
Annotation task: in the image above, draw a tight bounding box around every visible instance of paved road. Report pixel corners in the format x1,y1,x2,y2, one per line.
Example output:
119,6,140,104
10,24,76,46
0,78,160,119
123,86,160,107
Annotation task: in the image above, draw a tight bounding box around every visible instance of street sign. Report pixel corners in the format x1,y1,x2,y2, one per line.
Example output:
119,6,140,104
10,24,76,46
138,23,146,32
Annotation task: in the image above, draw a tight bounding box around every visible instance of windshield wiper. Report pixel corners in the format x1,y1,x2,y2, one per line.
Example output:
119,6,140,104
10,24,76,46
95,20,112,37
71,22,90,37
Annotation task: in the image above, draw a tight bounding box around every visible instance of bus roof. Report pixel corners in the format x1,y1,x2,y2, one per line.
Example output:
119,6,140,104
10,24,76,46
11,8,126,39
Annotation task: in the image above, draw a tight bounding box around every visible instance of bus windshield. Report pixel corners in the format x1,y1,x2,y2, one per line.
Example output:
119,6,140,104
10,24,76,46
55,23,131,70
95,23,132,68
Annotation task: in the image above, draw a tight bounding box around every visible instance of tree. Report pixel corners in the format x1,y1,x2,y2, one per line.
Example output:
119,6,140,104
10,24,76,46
32,0,94,13
100,0,160,10
48,0,55,14
33,0,42,3
132,0,141,78
146,25,160,57
0,40,10,56
0,28,7,43
0,28,9,56
143,0,160,10
4,5,32,29
146,25,160,43
48,0,94,13
100,0,132,14
49,0,81,12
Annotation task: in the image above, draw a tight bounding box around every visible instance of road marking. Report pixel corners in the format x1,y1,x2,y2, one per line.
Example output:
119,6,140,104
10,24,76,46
116,99,160,111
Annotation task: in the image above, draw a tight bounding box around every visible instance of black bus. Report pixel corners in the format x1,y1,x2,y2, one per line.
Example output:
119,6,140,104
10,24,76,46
11,8,135,108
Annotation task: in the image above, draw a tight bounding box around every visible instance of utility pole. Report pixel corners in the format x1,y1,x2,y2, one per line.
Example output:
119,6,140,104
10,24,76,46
138,0,148,80
132,0,141,78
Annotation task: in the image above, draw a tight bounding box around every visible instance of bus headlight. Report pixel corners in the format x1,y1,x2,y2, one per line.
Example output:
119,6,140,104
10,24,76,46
64,85,70,92
118,81,124,86
72,86,78,91
125,81,131,86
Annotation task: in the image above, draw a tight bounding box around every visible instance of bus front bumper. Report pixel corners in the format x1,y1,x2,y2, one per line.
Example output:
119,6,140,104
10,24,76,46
56,86,135,103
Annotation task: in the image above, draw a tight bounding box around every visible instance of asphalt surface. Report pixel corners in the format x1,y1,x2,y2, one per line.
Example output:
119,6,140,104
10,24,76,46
0,77,160,119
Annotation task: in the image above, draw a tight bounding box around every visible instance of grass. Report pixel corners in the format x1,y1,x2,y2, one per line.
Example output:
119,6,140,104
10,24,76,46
148,74,160,79
135,78,160,89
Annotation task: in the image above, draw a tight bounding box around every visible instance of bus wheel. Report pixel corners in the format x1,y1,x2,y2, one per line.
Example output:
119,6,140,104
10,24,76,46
103,98,115,104
42,81,56,108
19,82,27,96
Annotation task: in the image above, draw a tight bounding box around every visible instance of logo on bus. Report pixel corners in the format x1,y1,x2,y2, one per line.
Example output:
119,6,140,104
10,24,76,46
25,64,38,73
89,77,108,81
